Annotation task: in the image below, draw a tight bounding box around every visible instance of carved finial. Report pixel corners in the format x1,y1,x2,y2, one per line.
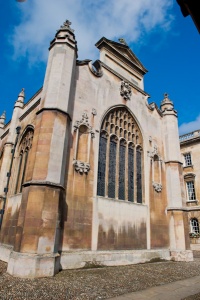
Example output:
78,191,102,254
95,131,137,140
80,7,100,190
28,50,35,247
118,38,128,46
18,88,25,98
60,20,74,32
0,111,6,125
164,93,169,98
15,88,25,107
161,92,173,104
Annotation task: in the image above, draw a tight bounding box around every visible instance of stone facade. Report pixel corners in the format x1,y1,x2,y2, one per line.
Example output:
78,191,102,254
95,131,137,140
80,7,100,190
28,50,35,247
0,21,195,278
180,130,200,250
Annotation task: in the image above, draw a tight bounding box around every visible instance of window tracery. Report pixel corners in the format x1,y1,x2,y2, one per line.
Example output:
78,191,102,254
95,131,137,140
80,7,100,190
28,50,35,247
97,107,143,203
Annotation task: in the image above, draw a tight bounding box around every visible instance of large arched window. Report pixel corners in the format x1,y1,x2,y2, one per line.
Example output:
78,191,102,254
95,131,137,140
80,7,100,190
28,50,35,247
97,107,143,203
15,128,34,194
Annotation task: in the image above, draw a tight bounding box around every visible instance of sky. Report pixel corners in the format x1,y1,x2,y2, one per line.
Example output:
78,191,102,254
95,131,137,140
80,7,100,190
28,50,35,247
0,0,199,135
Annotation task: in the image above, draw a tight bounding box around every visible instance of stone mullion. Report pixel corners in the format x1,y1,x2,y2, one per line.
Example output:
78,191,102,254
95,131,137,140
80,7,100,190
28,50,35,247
134,146,137,203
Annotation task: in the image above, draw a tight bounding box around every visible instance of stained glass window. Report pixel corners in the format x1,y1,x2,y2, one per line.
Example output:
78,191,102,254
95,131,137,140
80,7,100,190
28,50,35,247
128,146,134,202
97,107,143,203
108,137,117,198
118,141,126,200
97,135,107,196
136,148,142,203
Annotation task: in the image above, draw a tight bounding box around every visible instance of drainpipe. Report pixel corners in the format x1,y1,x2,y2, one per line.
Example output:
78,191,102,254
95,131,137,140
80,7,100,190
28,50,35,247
0,126,21,229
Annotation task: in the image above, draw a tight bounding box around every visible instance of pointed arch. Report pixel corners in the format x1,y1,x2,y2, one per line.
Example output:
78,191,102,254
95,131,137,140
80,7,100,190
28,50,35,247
97,106,144,203
15,126,34,194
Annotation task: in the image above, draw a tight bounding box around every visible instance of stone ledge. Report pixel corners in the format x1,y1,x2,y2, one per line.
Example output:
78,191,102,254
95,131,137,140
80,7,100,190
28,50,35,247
60,249,171,270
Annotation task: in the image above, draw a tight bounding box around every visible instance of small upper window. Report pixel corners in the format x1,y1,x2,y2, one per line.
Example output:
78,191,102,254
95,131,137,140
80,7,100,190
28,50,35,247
184,153,192,167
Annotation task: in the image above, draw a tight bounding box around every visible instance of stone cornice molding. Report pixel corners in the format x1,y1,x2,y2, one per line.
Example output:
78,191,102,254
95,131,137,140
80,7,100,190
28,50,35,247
167,206,200,212
36,107,72,121
0,129,9,140
23,180,65,190
165,160,183,165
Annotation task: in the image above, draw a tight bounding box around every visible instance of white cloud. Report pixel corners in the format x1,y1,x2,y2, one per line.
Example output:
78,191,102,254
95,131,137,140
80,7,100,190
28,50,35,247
179,115,200,135
12,0,173,64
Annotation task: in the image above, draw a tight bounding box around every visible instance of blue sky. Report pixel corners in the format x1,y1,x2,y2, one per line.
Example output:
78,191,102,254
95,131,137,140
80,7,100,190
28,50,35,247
0,0,199,134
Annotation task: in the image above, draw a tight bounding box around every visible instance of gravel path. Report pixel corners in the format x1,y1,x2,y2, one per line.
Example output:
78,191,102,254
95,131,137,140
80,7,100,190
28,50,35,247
1,257,200,300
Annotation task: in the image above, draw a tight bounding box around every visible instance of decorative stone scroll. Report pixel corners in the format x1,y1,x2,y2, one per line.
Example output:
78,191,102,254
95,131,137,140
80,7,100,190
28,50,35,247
73,160,90,174
152,182,162,193
88,60,103,77
74,112,95,138
120,80,132,101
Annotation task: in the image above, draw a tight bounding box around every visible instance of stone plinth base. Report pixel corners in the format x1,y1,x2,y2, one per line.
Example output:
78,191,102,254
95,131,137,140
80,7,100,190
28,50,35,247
170,250,193,262
7,251,60,278
60,249,171,269
0,243,13,262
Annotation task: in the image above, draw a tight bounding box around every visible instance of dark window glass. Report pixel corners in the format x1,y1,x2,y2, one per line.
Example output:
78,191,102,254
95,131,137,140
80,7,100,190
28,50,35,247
137,149,142,203
190,218,199,233
20,151,28,192
97,136,107,196
118,142,126,200
128,147,134,202
108,137,117,198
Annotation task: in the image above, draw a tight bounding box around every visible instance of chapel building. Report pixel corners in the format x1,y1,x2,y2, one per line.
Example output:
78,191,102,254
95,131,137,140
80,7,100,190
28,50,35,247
0,21,196,278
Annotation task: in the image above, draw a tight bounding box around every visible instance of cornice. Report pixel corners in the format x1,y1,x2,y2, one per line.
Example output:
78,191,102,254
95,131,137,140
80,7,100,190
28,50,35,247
23,180,65,190
167,206,200,212
36,107,72,121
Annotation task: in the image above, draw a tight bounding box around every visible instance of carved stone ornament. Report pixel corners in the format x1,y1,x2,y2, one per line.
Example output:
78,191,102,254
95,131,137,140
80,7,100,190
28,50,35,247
73,160,90,174
92,108,97,116
148,144,159,158
120,80,132,100
152,182,162,193
74,112,95,138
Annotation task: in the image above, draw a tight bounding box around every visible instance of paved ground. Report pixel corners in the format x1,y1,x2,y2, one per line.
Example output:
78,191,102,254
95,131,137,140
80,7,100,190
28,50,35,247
1,254,200,299
109,276,200,299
